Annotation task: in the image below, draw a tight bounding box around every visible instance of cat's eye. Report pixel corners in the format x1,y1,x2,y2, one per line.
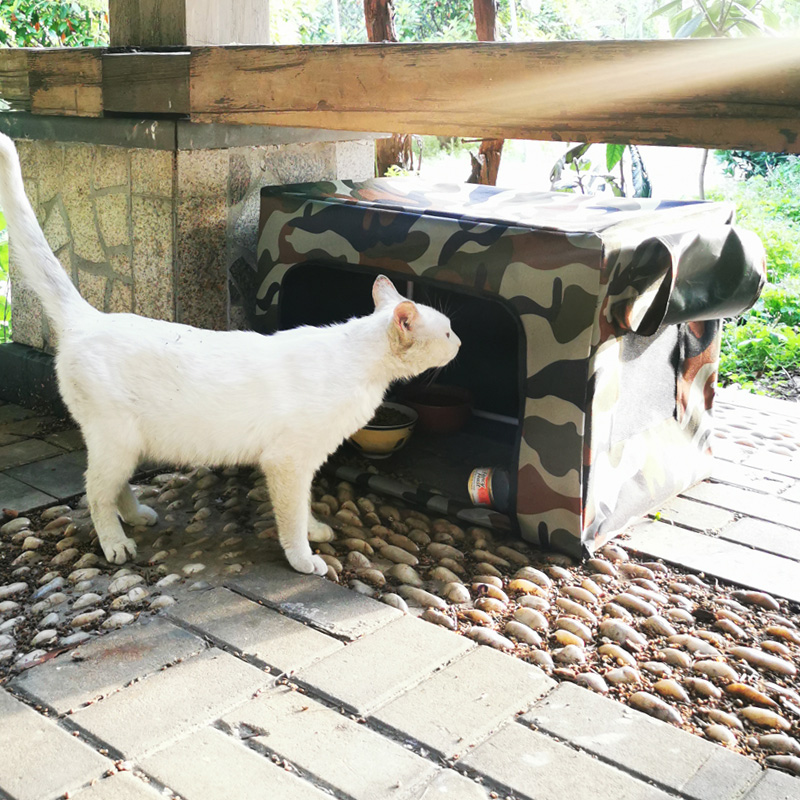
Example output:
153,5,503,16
446,332,450,338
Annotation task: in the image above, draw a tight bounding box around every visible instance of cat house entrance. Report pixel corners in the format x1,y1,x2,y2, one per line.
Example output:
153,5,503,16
278,263,523,512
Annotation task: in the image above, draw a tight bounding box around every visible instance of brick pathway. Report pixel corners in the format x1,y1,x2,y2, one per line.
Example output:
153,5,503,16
2,389,800,800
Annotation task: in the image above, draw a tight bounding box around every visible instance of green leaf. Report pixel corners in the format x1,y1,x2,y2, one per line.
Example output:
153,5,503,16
606,143,625,171
669,6,695,35
564,142,592,165
648,0,684,19
761,6,781,30
675,12,705,37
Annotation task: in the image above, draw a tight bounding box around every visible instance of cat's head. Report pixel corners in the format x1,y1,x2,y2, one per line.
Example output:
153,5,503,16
372,275,460,377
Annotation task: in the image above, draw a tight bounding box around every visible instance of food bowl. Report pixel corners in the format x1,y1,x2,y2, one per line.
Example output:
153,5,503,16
348,402,418,458
398,384,473,434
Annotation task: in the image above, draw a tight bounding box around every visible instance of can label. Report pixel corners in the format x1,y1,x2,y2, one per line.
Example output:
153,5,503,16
468,467,494,507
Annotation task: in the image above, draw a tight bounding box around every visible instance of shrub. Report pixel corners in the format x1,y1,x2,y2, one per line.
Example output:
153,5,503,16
0,0,108,47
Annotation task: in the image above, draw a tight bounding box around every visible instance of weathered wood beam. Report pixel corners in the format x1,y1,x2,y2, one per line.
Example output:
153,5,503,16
2,40,800,153
189,40,800,152
0,49,30,111
28,49,102,117
103,53,190,115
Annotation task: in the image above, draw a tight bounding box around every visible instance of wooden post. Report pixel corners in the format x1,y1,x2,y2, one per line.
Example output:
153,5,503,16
363,0,412,178
469,0,504,186
109,0,270,47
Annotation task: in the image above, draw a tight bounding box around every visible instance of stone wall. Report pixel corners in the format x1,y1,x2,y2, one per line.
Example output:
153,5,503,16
6,116,375,351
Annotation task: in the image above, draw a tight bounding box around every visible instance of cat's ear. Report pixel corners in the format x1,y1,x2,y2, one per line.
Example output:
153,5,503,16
372,275,403,309
393,301,419,337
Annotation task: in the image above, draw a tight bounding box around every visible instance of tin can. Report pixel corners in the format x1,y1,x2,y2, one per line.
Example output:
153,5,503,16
468,467,510,512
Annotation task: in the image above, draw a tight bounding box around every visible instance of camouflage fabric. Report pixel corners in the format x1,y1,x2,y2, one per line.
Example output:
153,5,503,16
254,178,766,557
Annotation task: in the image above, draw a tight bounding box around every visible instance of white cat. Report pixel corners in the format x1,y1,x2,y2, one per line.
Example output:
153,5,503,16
0,133,460,575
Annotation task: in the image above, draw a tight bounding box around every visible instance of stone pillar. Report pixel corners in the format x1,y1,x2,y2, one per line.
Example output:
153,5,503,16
2,114,376,351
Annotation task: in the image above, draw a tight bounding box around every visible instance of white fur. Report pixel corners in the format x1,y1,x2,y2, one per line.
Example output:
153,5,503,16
0,133,460,574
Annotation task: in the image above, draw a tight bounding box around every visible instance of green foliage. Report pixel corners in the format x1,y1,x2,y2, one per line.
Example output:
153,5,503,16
650,0,783,38
549,142,651,198
708,158,800,283
0,0,109,47
720,315,800,385
716,150,798,180
269,0,658,45
713,157,800,390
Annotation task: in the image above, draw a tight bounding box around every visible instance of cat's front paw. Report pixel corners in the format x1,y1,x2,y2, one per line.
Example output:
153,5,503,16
124,505,158,527
100,534,137,564
308,518,334,543
286,550,328,576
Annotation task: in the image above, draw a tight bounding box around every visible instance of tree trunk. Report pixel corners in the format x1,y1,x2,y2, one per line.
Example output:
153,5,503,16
469,0,504,186
698,148,709,200
363,0,408,177
364,0,397,41
473,0,497,40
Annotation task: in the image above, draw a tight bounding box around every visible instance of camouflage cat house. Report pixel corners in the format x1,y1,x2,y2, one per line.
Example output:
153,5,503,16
250,178,765,557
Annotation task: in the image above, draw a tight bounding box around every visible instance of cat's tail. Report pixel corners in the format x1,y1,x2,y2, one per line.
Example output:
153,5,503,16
0,132,91,334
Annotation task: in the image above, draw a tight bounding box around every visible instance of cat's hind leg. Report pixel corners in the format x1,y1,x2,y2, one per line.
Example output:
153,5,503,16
264,460,327,576
84,443,139,564
308,512,334,543
117,484,158,527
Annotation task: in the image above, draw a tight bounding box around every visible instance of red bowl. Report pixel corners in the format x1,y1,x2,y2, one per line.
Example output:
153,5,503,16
398,384,472,434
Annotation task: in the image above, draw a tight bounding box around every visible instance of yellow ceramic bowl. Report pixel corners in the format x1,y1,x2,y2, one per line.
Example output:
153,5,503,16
348,402,418,459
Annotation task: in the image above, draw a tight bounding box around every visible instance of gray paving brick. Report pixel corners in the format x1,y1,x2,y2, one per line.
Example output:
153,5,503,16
655,495,735,532
44,427,85,452
166,586,343,673
371,645,554,759
718,387,800,419
0,431,24,447
720,517,800,561
0,471,56,512
743,768,800,800
69,648,271,758
140,726,330,800
227,562,401,640
684,481,800,530
71,772,165,800
625,518,800,603
744,451,800,479
0,687,110,800
413,769,492,800
461,721,673,800
11,617,206,713
296,614,473,713
709,460,793,495
0,403,37,427
1,415,60,437
522,682,761,800
221,685,437,800
780,480,800,504
6,449,88,498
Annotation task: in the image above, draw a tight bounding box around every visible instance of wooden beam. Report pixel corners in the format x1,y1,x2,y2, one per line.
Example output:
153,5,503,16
189,40,800,152
0,49,30,111
2,40,800,153
28,49,102,117
103,52,190,115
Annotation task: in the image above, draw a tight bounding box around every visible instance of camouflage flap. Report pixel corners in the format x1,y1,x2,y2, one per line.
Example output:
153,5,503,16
602,206,766,336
